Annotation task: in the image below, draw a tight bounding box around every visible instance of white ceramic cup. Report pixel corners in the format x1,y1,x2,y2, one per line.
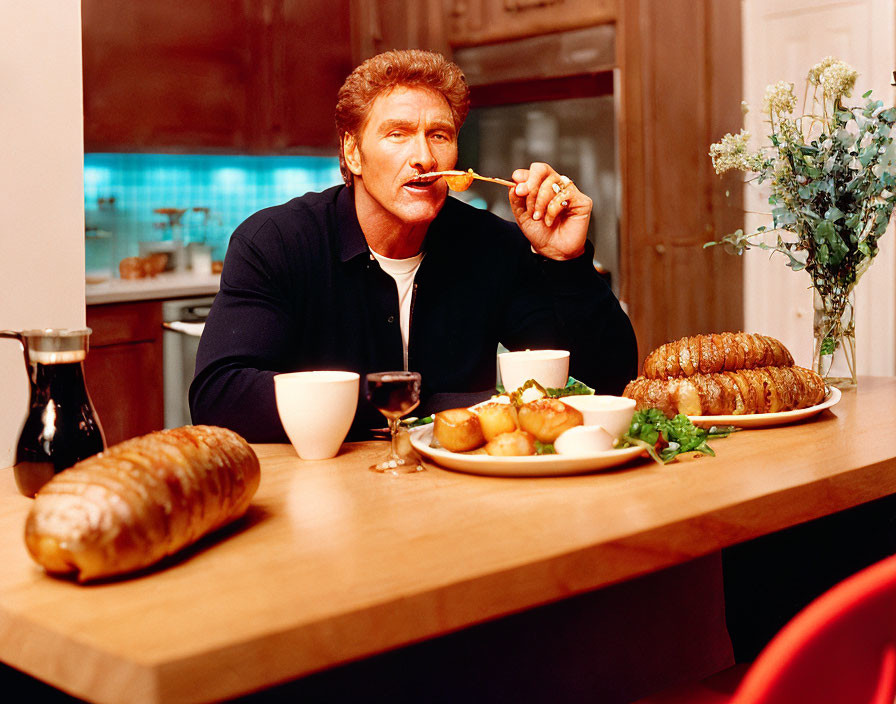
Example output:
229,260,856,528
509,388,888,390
274,371,360,460
561,395,637,441
498,349,570,393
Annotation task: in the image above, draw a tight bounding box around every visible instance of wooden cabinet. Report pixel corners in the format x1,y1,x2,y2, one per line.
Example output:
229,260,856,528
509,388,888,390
447,0,616,48
82,1,255,152
82,1,353,153
349,0,451,64
263,1,355,151
85,301,164,446
349,0,616,62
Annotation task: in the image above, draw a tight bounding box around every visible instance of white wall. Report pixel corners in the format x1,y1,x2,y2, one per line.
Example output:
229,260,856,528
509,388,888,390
0,2,85,468
742,0,896,374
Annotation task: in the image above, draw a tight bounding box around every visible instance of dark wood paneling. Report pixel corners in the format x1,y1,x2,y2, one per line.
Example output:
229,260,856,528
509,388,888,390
469,71,613,108
86,303,164,446
82,1,353,153
447,0,616,47
618,0,744,367
86,301,164,347
265,0,354,153
82,1,255,152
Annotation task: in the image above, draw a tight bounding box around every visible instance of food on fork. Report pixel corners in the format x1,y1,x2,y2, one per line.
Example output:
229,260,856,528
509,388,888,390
412,169,516,191
624,332,826,416
443,170,475,191
24,425,260,582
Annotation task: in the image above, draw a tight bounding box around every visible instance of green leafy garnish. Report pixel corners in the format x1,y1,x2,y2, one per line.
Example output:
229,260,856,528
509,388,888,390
534,441,556,455
546,377,595,397
619,408,737,464
498,376,595,407
402,415,434,428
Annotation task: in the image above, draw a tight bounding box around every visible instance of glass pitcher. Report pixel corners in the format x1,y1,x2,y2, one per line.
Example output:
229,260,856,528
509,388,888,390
0,328,105,497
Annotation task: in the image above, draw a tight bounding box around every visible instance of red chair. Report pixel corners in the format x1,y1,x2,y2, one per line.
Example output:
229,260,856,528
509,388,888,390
638,552,896,704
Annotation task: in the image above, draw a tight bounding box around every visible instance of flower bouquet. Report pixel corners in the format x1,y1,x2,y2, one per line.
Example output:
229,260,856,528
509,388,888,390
707,58,896,387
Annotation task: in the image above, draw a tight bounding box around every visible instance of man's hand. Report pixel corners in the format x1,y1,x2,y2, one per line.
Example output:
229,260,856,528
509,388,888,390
508,162,593,261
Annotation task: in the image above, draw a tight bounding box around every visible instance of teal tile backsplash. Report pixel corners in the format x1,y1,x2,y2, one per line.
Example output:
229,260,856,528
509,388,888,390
84,153,342,274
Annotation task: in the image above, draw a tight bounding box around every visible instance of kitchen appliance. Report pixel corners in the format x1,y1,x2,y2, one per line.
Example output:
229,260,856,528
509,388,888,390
453,24,618,289
162,296,214,429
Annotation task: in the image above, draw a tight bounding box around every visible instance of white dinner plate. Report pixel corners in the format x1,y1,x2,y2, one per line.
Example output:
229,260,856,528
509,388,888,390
687,386,841,429
409,425,646,477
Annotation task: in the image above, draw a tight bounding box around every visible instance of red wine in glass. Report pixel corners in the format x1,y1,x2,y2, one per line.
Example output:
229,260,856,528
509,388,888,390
365,371,424,473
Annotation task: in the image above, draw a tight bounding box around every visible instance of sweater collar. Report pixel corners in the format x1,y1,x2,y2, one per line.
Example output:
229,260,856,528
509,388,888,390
335,186,372,263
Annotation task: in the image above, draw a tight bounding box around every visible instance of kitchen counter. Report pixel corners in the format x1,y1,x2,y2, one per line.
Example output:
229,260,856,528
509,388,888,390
85,272,220,305
1,378,895,703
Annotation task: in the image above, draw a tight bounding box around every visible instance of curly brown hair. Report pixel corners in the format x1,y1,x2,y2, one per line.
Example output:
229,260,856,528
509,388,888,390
335,49,470,186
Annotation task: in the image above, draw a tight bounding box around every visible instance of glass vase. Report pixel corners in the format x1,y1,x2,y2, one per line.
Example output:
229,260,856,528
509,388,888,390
812,287,857,389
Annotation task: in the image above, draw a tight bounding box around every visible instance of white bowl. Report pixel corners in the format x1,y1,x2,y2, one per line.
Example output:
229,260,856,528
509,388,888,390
498,349,570,393
560,395,636,441
274,371,359,460
554,425,615,455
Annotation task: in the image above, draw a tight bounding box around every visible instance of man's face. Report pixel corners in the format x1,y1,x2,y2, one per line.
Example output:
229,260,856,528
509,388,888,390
345,86,458,229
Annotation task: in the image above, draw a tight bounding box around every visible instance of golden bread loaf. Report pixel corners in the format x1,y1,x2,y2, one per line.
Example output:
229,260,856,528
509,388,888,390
625,332,826,416
24,425,260,582
642,332,794,379
623,366,826,416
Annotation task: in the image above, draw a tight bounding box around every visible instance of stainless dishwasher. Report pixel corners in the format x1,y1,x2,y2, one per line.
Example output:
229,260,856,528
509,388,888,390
162,296,215,429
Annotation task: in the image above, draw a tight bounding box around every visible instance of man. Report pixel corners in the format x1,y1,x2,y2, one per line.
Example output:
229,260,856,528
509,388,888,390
190,49,637,442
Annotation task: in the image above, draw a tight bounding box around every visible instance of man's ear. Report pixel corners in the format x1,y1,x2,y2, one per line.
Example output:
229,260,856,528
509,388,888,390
343,134,362,177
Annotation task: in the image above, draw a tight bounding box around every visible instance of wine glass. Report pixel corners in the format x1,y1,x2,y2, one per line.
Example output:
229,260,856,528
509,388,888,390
365,371,424,474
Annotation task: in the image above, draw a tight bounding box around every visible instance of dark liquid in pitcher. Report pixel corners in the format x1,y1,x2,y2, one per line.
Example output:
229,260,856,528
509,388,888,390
14,361,105,497
366,373,420,420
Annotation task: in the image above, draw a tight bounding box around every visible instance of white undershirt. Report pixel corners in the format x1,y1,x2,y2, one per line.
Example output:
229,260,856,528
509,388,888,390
370,249,424,370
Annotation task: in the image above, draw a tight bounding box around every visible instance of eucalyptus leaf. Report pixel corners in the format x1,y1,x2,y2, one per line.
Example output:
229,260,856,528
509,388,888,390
825,206,845,222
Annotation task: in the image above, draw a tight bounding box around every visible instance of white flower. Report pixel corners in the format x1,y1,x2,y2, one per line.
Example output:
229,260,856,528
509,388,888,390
709,130,760,174
763,81,797,116
808,56,858,100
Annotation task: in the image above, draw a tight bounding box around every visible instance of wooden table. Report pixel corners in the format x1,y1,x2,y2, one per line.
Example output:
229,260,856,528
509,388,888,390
1,378,895,703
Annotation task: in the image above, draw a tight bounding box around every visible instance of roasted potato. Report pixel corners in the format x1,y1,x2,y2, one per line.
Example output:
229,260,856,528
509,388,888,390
484,430,536,456
517,398,583,443
433,408,486,452
473,402,519,441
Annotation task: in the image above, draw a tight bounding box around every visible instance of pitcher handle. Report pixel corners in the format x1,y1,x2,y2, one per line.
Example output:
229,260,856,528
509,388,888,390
0,330,30,370
0,330,24,345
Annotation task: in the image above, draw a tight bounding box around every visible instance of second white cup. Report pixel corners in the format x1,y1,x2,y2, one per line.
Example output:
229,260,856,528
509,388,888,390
274,371,359,460
498,349,570,393
561,395,637,441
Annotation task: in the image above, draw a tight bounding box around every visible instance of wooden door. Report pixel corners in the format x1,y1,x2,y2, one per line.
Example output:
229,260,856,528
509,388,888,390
617,0,745,364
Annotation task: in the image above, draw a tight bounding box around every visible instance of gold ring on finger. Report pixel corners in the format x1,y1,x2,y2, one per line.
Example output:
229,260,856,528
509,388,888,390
552,178,572,207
